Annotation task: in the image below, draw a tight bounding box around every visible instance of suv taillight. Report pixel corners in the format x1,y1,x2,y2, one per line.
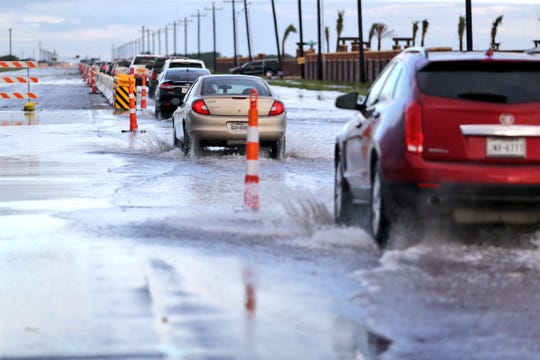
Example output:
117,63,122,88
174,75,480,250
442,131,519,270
268,100,285,116
405,101,423,154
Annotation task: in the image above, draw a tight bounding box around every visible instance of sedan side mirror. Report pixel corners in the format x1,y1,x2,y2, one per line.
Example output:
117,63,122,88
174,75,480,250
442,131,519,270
335,92,366,111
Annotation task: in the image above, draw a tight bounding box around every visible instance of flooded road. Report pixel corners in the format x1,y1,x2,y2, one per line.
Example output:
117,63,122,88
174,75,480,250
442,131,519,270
1,67,540,359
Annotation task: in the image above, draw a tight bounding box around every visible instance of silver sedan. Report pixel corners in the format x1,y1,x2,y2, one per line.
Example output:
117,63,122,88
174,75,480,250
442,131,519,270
172,74,287,159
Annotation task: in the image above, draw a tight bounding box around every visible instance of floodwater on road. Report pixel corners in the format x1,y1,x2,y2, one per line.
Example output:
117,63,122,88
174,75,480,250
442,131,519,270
1,67,540,360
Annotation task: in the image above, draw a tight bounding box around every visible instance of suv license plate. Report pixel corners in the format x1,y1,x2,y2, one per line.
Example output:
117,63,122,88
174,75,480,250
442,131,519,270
486,137,526,158
228,122,248,133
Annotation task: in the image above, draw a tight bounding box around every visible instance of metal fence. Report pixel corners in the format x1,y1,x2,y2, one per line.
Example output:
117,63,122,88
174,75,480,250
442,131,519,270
304,58,391,83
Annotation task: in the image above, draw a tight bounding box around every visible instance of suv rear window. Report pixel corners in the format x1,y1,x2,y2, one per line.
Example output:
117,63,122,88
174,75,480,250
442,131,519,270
164,69,209,81
417,61,540,104
133,56,157,65
169,62,203,68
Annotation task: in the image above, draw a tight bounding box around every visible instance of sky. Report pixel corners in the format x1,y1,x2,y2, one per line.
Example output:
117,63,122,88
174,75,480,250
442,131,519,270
0,0,539,61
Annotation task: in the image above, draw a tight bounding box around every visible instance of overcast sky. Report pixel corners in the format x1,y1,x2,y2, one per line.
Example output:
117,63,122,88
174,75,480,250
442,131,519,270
0,0,539,61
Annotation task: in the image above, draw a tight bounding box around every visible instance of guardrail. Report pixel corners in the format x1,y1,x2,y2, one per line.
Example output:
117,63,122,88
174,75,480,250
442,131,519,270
95,72,115,104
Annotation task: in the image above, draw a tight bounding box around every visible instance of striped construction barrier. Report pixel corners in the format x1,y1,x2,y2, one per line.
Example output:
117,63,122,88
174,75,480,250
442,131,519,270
0,76,38,84
244,89,260,210
0,92,38,99
0,61,37,68
0,61,39,103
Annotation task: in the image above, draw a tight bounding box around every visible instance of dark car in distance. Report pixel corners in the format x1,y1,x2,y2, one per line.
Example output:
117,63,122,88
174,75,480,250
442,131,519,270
154,67,211,119
334,47,540,247
229,59,281,78
148,56,169,99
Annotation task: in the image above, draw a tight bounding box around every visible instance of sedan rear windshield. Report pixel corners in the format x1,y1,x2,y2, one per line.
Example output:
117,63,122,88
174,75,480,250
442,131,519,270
201,78,271,96
417,61,540,104
164,70,209,82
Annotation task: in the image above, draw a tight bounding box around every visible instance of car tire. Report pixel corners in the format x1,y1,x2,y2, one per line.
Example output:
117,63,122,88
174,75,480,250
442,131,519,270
182,124,200,157
371,160,390,247
334,156,356,226
270,136,286,160
182,124,191,156
155,102,161,119
172,120,181,147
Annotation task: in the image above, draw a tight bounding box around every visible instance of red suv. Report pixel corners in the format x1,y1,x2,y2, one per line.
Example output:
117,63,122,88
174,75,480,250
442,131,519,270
334,48,540,246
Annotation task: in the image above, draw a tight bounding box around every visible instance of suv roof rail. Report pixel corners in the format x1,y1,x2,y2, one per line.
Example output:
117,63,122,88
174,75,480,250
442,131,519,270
403,47,429,58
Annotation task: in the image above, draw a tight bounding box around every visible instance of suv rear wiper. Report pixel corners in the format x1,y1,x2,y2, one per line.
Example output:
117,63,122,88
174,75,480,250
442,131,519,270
457,92,507,103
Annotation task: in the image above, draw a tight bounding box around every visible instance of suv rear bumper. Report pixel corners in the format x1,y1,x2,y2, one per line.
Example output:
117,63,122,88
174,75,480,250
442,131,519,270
386,182,540,224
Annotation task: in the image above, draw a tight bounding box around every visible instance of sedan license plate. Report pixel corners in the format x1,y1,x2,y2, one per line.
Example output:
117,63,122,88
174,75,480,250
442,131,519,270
228,122,248,133
486,137,526,158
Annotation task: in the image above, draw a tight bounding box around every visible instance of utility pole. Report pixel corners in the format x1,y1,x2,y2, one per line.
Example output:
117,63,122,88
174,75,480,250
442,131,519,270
357,0,366,83
8,28,12,59
173,21,177,55
243,0,252,61
297,0,305,79
147,28,151,53
141,26,145,53
158,29,161,55
192,10,207,59
224,0,241,67
271,0,281,69
465,0,473,51
206,2,223,72
316,0,323,80
164,25,169,56
178,17,191,57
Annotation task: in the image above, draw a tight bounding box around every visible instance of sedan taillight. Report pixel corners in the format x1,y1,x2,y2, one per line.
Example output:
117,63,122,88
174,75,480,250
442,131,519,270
192,99,210,115
268,100,285,116
405,101,424,154
159,83,174,90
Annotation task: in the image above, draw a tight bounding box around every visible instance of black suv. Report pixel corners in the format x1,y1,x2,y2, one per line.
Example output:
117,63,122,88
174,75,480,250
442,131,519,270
148,56,169,99
229,59,281,77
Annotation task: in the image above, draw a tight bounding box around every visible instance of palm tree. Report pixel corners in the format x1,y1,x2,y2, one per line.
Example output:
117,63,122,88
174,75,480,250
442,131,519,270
490,15,503,49
412,21,419,46
421,19,429,47
458,15,466,51
367,23,377,50
335,9,345,52
325,26,330,53
373,23,393,51
281,23,297,60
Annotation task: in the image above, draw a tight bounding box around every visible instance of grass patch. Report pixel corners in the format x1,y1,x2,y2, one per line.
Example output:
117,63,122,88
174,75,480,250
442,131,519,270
268,78,370,95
